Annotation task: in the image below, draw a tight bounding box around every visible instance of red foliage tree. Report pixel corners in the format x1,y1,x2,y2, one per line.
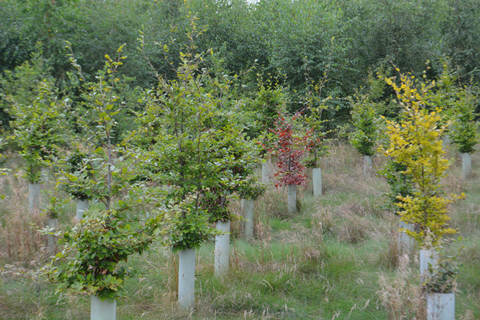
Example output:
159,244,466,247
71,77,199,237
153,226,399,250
269,111,313,187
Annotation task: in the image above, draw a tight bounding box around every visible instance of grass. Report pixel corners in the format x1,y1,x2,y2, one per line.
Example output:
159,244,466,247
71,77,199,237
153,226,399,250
1,142,479,319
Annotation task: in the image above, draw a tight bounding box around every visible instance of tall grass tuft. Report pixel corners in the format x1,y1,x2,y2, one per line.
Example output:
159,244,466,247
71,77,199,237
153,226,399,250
377,255,426,320
0,175,48,267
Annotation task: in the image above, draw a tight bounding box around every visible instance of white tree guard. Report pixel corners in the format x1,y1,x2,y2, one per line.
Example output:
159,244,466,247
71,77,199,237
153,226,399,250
215,221,230,276
461,153,472,180
47,218,58,250
420,249,438,277
28,183,41,214
178,248,195,310
427,293,455,320
288,184,297,214
76,199,89,221
312,168,322,197
364,155,373,178
262,162,269,184
244,200,254,241
91,295,116,320
397,220,414,254
442,135,451,146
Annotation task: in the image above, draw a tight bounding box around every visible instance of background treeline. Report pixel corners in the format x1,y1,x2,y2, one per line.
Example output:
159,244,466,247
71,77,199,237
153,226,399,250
1,0,479,130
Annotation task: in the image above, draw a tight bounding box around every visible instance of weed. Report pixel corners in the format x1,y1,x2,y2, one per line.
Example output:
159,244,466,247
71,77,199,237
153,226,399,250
377,255,426,319
0,175,48,267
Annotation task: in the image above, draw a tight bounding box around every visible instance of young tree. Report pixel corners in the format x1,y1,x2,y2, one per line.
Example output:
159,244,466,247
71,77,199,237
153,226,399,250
449,86,478,179
247,78,287,184
2,50,69,214
43,45,170,320
379,159,415,253
269,111,312,213
381,70,465,248
137,16,264,308
426,62,479,179
303,78,331,197
60,147,95,220
349,95,383,178
350,68,392,178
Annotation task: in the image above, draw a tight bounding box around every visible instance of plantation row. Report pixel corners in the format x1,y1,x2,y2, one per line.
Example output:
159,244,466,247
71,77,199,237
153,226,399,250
1,20,479,320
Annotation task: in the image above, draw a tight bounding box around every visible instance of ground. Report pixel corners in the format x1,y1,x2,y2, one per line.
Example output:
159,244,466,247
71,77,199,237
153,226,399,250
1,142,479,319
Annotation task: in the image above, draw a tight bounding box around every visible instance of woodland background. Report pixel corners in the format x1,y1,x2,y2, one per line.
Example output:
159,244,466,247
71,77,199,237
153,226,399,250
1,0,479,131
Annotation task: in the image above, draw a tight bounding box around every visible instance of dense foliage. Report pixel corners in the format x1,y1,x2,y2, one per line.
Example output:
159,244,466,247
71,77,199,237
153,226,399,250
1,0,479,316
1,51,68,183
269,112,312,187
379,160,414,215
134,18,264,250
349,95,381,156
2,0,480,129
381,71,465,247
425,63,479,154
43,46,170,300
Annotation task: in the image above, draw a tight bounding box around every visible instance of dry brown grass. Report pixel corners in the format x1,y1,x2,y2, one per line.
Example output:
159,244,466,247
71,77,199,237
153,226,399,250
0,174,49,267
319,143,389,196
0,141,477,319
377,255,426,320
332,200,391,244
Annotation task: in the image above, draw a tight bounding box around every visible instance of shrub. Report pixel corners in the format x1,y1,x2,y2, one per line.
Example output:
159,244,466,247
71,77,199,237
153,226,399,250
42,45,169,300
136,16,264,250
2,50,69,183
381,70,464,247
269,111,312,187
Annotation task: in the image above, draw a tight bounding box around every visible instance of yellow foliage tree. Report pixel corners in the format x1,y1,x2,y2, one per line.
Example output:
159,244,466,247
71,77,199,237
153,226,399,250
381,70,464,248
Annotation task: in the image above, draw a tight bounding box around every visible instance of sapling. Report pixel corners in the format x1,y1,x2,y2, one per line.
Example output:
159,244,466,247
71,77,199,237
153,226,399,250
43,44,170,320
137,16,264,307
379,160,415,254
426,63,479,180
423,238,463,320
448,87,478,179
238,181,266,241
248,78,287,184
204,132,265,276
350,69,394,178
59,147,97,221
137,26,220,309
269,111,312,213
381,70,465,249
303,77,331,197
349,95,382,177
3,51,68,214
41,194,68,251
